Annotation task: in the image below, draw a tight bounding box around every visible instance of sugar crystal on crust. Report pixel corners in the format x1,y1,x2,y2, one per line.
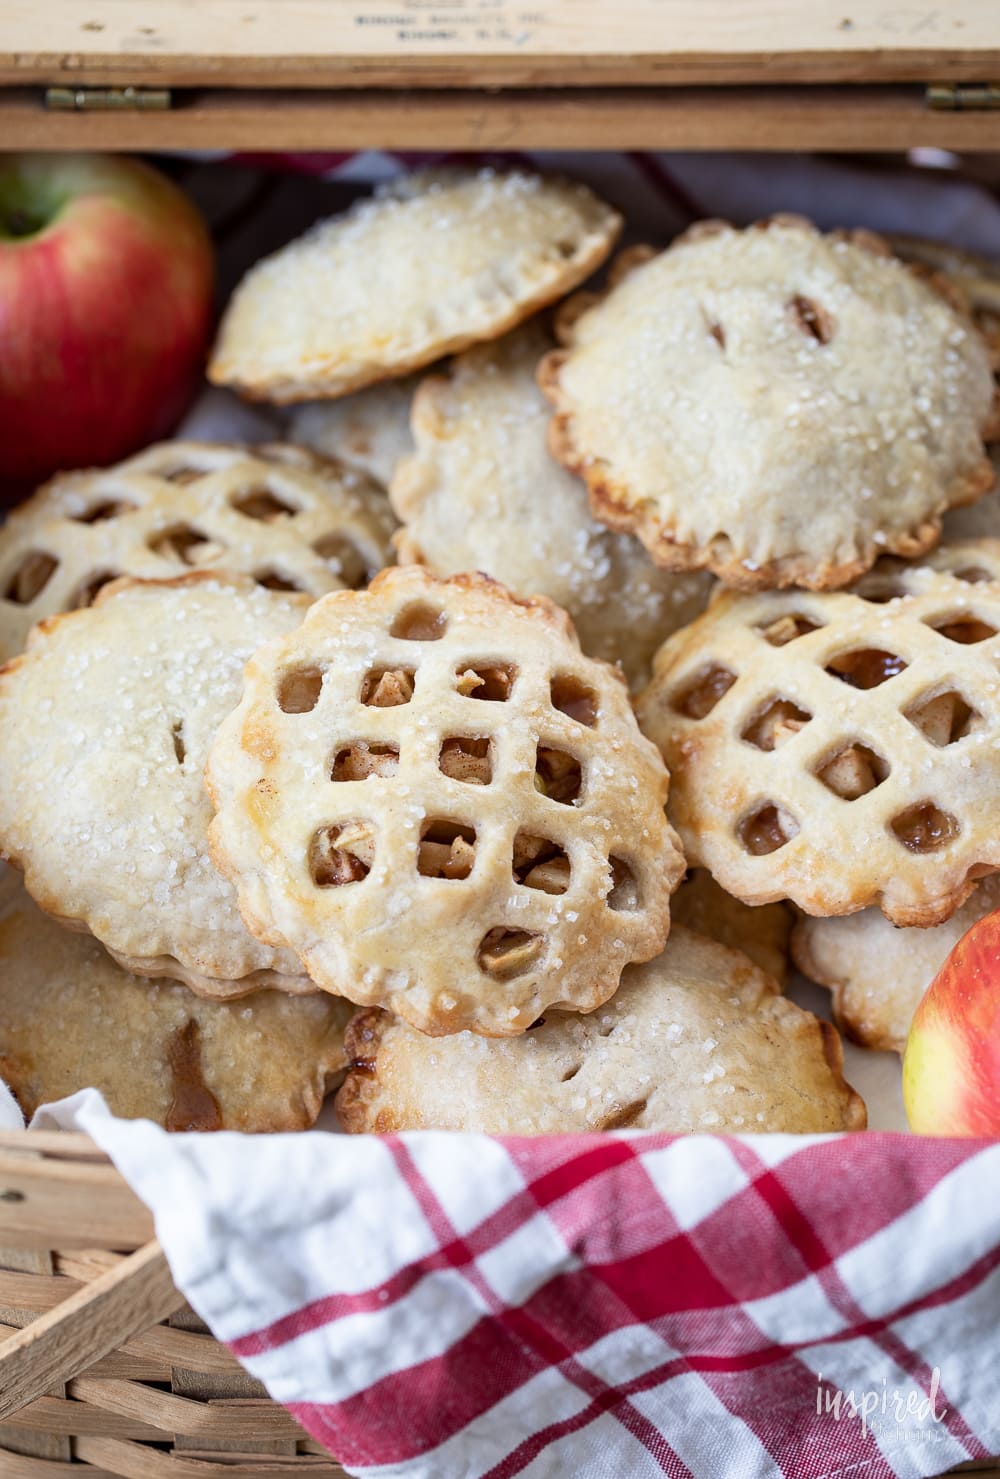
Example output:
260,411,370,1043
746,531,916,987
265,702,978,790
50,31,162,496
541,219,997,591
207,566,684,1036
0,574,316,993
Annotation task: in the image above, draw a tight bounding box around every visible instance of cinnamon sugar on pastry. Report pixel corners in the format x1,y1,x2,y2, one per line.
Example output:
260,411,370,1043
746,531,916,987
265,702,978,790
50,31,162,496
540,217,997,591
207,566,684,1037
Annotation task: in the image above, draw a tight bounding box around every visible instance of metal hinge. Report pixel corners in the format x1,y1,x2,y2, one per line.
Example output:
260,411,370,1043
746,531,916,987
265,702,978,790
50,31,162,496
45,86,172,112
926,83,1000,111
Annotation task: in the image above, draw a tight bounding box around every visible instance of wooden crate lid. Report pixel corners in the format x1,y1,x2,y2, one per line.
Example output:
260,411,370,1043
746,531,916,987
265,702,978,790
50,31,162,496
3,0,1000,89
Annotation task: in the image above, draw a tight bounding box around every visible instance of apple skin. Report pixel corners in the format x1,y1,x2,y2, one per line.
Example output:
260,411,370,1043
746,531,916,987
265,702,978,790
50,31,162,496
903,909,1000,1136
0,153,214,497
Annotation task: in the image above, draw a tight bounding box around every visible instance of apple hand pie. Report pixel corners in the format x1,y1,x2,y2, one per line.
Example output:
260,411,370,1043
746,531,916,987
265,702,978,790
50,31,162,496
335,926,866,1135
0,874,351,1131
289,377,417,489
636,550,1000,926
390,321,712,690
209,168,622,402
0,440,396,662
0,575,316,995
793,874,1000,1055
671,868,792,986
540,217,997,590
207,566,684,1037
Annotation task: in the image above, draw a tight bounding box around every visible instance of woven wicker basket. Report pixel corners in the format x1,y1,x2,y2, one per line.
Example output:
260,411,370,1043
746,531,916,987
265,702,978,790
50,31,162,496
0,1131,349,1476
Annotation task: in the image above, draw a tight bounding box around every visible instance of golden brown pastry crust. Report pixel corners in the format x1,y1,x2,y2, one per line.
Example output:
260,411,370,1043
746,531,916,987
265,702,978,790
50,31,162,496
0,440,396,662
209,168,622,403
390,321,712,690
636,546,1000,927
207,566,684,1037
0,573,314,994
540,218,996,591
335,926,866,1135
0,873,351,1131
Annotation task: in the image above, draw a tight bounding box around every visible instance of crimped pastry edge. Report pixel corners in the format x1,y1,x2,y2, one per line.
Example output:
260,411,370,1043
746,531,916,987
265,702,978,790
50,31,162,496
538,216,998,591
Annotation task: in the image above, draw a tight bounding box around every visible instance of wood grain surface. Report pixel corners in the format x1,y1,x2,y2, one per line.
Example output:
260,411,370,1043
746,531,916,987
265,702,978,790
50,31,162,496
0,1242,183,1423
5,85,1000,152
2,0,1000,88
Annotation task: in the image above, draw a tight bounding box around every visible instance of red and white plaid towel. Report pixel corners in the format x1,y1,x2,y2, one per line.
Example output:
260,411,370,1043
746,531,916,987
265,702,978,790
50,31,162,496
19,1091,1000,1478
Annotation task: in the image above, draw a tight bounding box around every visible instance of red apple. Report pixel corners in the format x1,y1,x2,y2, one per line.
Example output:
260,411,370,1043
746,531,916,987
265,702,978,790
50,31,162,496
903,909,1000,1136
0,153,214,498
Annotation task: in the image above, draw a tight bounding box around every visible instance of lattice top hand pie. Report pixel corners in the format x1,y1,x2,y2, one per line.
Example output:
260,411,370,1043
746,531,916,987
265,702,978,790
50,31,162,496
209,168,622,402
0,440,395,662
0,575,315,995
636,546,1000,926
540,218,997,590
207,566,684,1037
335,926,866,1134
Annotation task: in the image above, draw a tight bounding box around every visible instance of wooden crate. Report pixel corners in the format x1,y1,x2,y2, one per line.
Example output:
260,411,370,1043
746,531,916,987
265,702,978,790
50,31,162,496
1,0,1000,151
1,3,1000,1471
